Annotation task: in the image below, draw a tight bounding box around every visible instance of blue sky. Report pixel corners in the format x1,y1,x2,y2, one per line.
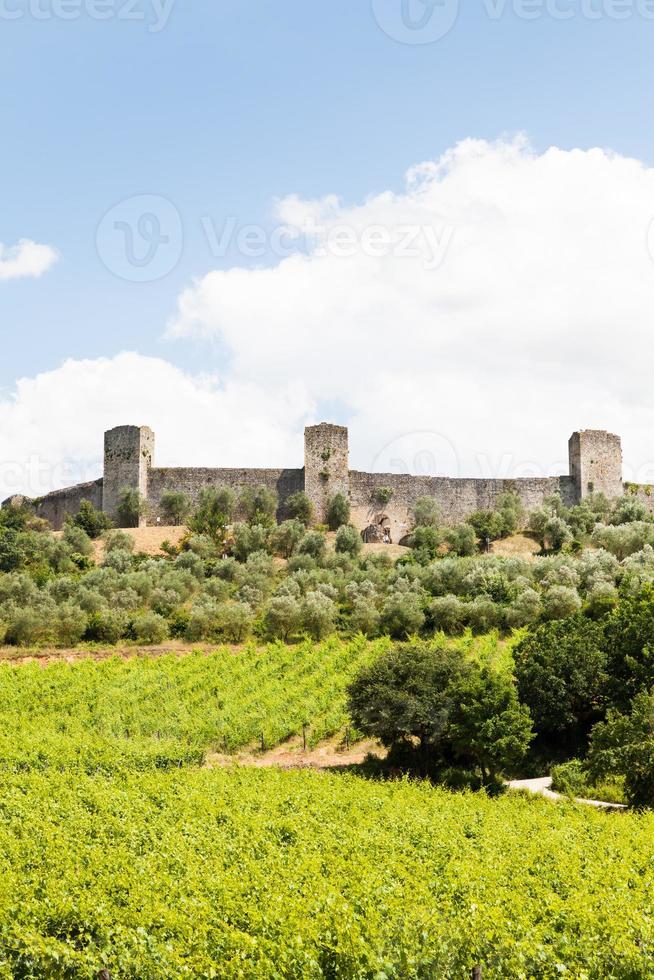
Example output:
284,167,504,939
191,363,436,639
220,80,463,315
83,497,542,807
3,0,654,493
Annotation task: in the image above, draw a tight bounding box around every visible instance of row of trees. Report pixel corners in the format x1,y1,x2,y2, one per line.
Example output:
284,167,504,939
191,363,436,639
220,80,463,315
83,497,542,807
407,489,654,561
93,484,352,536
6,488,654,649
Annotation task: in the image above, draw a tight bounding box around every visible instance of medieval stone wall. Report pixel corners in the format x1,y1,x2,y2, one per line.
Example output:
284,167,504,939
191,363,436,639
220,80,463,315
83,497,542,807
147,467,304,522
3,422,627,533
349,471,575,543
33,479,104,529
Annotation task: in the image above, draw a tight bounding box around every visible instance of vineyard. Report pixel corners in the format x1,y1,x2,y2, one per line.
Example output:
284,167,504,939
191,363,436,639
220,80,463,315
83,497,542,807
1,766,654,978
0,638,388,772
0,638,653,977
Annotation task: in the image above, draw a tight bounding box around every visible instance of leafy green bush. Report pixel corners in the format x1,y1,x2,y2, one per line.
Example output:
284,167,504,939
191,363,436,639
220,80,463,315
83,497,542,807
159,490,192,526
297,530,326,561
348,640,531,782
514,615,607,745
239,485,278,527
188,486,235,543
116,487,147,529
133,611,169,644
326,492,351,531
412,496,441,528
68,499,112,538
286,491,314,526
335,524,362,557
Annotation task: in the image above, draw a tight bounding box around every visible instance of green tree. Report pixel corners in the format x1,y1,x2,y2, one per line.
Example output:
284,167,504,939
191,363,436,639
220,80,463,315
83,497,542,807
514,615,608,746
286,491,313,526
300,591,337,640
188,486,235,545
103,529,135,554
298,530,327,561
448,667,533,783
335,524,362,557
445,524,477,557
348,641,529,782
380,591,425,638
409,525,443,560
116,488,147,529
264,595,302,640
0,528,25,572
541,584,581,621
326,492,350,531
602,585,654,710
231,523,270,562
271,520,305,558
412,497,441,528
347,641,469,763
217,602,254,643
240,486,278,527
609,496,652,526
159,490,192,526
61,523,94,557
0,501,31,531
69,499,112,539
468,510,506,546
133,611,169,644
587,690,654,808
348,598,380,637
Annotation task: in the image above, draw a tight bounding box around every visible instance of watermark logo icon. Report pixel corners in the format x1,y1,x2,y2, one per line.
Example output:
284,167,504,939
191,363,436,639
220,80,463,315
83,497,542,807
372,0,459,43
96,194,183,282
371,430,461,477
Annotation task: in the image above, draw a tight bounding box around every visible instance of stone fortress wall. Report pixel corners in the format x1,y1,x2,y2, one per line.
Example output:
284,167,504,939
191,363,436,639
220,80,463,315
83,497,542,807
2,423,628,539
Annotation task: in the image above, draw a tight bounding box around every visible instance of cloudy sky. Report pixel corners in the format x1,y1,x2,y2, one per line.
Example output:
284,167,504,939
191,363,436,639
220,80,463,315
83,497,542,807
2,2,654,499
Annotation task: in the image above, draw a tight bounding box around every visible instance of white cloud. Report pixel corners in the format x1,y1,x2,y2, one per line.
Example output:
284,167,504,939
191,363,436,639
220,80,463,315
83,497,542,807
7,136,654,501
0,239,59,281
168,136,654,481
0,353,313,500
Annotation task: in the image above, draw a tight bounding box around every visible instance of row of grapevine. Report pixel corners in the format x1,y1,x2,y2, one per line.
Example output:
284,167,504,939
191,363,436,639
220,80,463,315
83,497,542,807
0,766,652,978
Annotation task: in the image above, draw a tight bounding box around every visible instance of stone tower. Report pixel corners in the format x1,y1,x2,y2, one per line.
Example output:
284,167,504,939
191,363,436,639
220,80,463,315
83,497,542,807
304,423,350,523
102,425,155,526
568,429,623,502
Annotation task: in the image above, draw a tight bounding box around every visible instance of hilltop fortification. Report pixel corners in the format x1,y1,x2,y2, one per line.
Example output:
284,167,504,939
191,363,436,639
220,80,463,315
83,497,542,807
3,424,629,541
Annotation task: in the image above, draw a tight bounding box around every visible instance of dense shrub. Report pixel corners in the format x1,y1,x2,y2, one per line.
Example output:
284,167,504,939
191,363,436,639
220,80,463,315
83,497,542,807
286,491,314,526
326,493,351,531
513,616,607,745
239,486,278,527
133,611,169,644
159,490,192,526
298,530,327,561
188,486,235,543
69,499,112,538
335,524,362,557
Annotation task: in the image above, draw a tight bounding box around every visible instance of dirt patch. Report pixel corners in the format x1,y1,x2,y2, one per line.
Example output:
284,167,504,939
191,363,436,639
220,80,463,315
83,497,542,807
54,525,188,561
0,641,249,666
205,735,386,771
490,533,541,559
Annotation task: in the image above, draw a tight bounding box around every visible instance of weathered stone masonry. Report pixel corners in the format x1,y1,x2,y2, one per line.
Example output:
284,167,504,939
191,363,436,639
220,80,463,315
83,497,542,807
2,424,626,536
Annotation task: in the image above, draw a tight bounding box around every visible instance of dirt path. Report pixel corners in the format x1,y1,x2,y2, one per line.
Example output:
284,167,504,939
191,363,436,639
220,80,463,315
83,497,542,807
205,735,386,771
508,776,626,810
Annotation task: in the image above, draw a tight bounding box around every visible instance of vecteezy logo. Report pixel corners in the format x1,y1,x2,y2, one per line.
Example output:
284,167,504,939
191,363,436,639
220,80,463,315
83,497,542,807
96,194,183,282
370,430,460,477
371,0,459,44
